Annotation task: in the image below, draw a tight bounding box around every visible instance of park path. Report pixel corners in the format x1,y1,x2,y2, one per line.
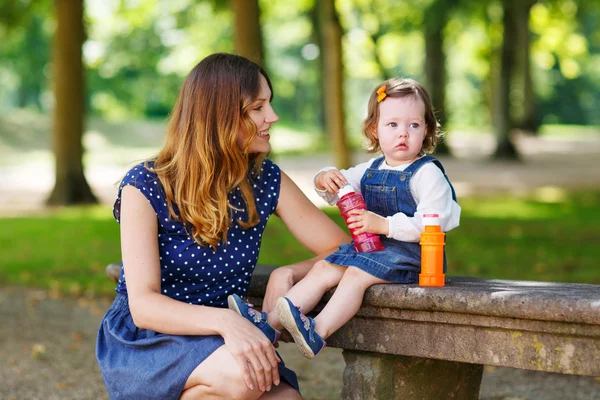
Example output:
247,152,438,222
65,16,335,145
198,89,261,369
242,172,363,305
1,286,599,400
3,132,600,216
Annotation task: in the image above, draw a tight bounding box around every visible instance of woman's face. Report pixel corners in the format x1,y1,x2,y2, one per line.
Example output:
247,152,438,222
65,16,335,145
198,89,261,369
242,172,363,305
244,74,280,154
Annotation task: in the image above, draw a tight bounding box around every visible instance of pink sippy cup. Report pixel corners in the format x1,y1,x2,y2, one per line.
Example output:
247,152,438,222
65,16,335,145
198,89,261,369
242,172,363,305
336,185,384,253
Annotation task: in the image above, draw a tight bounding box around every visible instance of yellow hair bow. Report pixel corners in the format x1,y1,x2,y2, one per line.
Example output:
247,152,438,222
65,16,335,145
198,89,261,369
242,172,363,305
376,85,387,103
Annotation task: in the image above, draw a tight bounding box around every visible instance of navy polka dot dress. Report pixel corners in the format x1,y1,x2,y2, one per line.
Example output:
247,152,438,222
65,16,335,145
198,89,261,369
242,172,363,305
96,158,300,399
112,159,280,306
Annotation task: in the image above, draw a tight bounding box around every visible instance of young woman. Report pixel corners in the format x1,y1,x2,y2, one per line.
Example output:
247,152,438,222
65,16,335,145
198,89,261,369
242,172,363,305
96,53,349,400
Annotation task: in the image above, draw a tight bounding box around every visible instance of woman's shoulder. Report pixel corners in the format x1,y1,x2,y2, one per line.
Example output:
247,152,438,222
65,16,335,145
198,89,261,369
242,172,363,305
119,161,160,189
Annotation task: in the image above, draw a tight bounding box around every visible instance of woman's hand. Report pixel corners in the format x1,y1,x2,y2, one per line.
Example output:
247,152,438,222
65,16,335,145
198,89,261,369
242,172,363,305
347,209,389,236
315,170,347,193
220,310,281,392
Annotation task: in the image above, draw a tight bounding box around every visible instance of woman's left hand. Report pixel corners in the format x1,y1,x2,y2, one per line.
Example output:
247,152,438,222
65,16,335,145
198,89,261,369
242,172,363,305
346,209,389,236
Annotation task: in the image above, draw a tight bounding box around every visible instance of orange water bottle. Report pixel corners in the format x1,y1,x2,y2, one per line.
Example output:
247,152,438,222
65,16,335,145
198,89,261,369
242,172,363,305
419,213,445,287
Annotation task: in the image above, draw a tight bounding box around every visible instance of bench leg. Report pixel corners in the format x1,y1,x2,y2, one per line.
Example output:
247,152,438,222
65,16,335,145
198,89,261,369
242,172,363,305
341,350,483,400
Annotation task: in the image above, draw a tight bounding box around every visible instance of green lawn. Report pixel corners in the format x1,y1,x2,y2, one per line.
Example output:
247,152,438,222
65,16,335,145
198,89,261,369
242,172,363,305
1,190,599,299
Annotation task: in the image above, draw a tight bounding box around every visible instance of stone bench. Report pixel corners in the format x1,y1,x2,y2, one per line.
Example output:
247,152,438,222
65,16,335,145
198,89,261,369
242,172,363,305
247,265,600,399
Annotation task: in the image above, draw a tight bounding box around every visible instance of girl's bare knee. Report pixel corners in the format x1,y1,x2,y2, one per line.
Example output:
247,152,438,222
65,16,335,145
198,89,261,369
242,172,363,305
311,260,344,289
343,266,387,288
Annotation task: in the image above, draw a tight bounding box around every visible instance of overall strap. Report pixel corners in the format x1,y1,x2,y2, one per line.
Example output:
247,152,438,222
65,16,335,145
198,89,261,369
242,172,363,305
369,156,385,169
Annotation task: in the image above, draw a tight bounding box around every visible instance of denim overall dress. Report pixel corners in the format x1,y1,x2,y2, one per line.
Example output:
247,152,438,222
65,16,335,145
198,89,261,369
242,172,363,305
325,155,457,283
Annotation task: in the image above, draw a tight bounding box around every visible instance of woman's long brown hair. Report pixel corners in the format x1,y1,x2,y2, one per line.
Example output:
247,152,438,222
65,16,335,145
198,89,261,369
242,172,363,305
149,53,272,249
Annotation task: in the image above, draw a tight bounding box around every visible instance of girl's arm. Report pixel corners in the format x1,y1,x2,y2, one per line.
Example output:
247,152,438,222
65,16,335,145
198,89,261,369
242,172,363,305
313,159,375,205
119,186,279,391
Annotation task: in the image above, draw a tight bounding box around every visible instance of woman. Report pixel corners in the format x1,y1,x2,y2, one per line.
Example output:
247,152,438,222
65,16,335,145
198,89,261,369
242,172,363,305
96,53,349,399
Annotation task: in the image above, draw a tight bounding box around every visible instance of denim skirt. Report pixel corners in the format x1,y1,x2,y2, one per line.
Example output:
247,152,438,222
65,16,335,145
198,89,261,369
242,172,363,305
325,240,420,283
96,295,299,399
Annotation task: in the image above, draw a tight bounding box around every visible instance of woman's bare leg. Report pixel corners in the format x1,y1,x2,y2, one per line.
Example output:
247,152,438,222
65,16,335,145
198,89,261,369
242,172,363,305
180,345,265,400
313,267,388,339
259,383,302,399
282,260,346,315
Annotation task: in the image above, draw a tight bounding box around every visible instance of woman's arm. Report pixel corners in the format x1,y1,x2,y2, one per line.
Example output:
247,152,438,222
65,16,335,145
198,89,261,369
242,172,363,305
120,185,230,335
275,170,349,256
271,170,349,282
120,186,280,391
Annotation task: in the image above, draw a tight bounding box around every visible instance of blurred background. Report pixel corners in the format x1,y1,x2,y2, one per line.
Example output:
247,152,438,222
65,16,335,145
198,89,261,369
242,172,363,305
1,0,599,294
1,1,600,399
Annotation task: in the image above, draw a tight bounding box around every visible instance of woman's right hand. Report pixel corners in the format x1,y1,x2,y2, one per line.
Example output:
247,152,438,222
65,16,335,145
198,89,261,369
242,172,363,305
315,170,347,194
220,310,280,392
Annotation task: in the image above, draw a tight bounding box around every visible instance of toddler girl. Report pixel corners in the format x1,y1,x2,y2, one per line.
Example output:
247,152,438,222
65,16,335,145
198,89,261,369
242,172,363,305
230,77,461,360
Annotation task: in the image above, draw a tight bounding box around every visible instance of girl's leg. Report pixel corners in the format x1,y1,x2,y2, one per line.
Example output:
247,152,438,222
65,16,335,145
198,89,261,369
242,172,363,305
281,260,346,316
313,267,388,339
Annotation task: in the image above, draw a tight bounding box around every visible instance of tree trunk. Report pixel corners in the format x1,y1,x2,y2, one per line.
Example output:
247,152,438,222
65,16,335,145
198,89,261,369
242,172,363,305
232,0,264,67
47,0,96,205
493,0,519,160
424,1,450,155
317,0,350,169
514,0,538,133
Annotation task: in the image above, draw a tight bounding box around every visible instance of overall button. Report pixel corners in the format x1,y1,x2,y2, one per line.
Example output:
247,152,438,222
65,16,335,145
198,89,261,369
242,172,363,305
367,172,372,178
400,174,407,181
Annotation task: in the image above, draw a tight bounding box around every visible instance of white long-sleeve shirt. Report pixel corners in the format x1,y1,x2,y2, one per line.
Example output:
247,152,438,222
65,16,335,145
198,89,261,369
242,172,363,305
314,157,461,243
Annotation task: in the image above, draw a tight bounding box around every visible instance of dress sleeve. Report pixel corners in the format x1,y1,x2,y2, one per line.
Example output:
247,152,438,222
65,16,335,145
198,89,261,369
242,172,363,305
113,163,165,223
259,159,282,215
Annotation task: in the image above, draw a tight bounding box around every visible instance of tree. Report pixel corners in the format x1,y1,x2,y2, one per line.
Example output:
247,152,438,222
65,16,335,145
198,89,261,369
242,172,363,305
232,0,264,66
47,0,96,205
492,0,520,160
513,0,538,133
423,0,458,155
317,0,351,170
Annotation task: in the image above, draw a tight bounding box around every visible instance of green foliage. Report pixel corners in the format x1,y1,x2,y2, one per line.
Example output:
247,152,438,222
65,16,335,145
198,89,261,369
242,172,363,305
0,0,599,131
1,190,598,298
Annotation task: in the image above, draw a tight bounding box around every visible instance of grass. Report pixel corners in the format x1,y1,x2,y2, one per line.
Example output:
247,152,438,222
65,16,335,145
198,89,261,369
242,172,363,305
1,190,599,299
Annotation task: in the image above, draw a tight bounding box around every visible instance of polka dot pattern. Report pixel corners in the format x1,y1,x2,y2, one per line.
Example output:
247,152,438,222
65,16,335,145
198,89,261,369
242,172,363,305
112,159,281,307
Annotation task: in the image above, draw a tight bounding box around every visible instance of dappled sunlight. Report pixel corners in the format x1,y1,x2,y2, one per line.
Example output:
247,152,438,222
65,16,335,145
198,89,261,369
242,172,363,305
533,187,568,203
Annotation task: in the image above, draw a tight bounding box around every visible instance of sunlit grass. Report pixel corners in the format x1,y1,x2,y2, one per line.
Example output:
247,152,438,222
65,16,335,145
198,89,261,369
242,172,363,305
2,190,597,299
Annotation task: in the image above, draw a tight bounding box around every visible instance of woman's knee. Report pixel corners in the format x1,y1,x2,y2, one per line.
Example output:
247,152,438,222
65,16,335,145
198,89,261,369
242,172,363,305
183,346,264,400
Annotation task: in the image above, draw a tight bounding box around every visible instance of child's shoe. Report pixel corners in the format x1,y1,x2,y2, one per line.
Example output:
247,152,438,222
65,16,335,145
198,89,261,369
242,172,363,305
275,297,326,359
227,294,281,345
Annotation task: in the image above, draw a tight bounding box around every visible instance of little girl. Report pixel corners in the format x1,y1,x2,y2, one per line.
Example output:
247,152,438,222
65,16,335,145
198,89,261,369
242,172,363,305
230,77,461,359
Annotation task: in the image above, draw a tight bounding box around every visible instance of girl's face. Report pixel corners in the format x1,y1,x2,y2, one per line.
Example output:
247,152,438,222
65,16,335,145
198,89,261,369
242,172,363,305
375,96,427,167
244,74,279,153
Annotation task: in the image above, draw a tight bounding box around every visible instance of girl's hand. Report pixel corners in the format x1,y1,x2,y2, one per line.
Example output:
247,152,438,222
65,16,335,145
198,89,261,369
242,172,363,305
315,170,347,194
220,311,281,392
347,209,389,236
